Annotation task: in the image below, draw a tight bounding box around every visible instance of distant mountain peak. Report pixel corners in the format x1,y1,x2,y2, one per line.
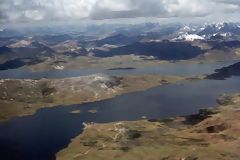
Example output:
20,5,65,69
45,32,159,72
197,22,240,40
173,33,204,41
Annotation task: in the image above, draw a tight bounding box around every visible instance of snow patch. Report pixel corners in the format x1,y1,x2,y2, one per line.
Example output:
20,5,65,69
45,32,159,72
174,34,204,41
220,32,231,37
215,22,225,30
53,65,64,70
8,40,32,48
185,34,204,41
183,26,191,31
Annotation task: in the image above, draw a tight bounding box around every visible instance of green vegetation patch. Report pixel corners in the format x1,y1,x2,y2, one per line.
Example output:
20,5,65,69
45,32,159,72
38,81,56,97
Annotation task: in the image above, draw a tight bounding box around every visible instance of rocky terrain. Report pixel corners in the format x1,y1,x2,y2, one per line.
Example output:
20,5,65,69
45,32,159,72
57,94,240,160
0,74,185,121
1,22,240,160
27,55,168,72
1,23,240,72
25,40,240,72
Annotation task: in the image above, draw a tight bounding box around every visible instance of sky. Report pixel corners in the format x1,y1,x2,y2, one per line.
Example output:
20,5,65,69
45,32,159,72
0,0,240,25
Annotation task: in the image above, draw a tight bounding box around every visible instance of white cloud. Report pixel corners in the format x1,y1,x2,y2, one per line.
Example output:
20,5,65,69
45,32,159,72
96,0,130,11
167,0,214,17
0,0,240,24
24,10,44,21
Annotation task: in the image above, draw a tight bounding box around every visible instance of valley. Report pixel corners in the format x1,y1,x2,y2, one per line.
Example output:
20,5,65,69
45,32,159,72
1,22,240,160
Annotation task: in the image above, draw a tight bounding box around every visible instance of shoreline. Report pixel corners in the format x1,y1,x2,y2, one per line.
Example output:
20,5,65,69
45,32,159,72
0,74,186,122
56,94,240,160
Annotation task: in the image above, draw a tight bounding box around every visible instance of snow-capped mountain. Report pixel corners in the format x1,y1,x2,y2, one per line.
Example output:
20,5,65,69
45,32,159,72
173,33,204,41
198,22,240,40
184,34,204,41
176,24,201,35
171,22,240,41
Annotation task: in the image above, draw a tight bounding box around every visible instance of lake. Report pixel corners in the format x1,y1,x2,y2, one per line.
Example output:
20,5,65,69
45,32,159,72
0,77,240,160
0,60,238,79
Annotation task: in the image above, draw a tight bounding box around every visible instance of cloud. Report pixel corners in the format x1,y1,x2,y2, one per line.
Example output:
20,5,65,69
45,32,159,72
89,0,169,19
0,0,240,24
215,0,240,5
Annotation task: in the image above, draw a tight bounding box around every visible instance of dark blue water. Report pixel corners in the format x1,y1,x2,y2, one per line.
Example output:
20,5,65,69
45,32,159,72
0,77,240,160
0,61,237,79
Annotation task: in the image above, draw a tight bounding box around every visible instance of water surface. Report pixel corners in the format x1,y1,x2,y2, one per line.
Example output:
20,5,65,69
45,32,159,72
0,60,237,79
0,77,240,160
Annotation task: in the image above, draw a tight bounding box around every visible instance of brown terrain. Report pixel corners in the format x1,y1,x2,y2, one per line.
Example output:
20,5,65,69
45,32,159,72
27,55,169,72
57,94,240,160
0,74,185,121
